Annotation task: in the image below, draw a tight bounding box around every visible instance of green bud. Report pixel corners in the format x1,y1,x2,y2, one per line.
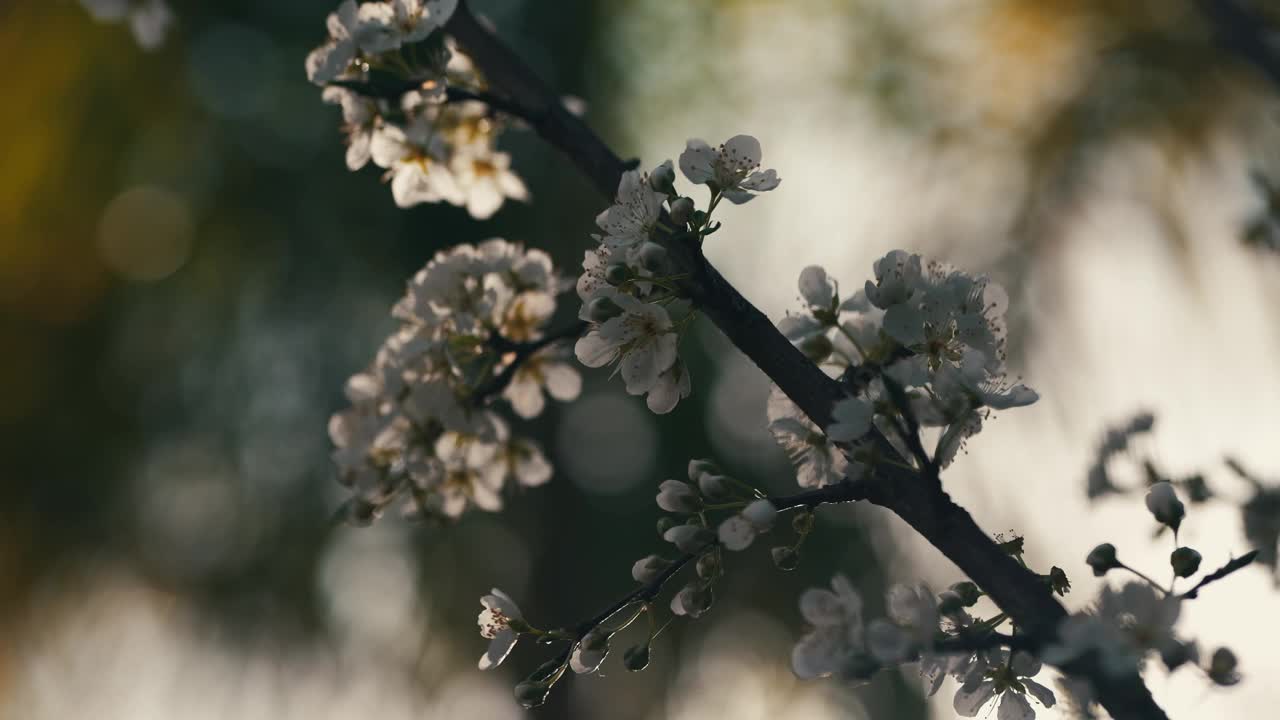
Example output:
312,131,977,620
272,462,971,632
637,241,668,273
586,296,623,322
1170,547,1203,578
1160,639,1197,671
1209,647,1241,686
771,546,800,571
1086,543,1120,577
668,196,694,225
623,644,651,672
649,162,676,194
604,263,630,286
690,209,707,227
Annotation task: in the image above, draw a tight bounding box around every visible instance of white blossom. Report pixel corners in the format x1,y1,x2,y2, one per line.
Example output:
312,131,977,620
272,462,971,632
718,499,777,551
1044,582,1184,677
502,350,581,419
451,147,531,220
767,386,848,488
826,395,873,443
322,86,382,170
632,554,670,584
595,168,665,254
953,650,1055,720
662,524,715,554
678,135,780,204
657,479,701,514
370,119,465,208
575,294,680,399
791,575,866,679
478,588,524,670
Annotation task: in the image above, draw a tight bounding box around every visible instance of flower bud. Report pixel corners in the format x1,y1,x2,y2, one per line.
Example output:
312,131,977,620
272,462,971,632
586,295,623,322
668,196,694,225
687,458,719,481
696,552,719,579
690,209,707,227
514,681,552,709
771,546,800,571
948,581,981,607
697,473,732,501
792,511,815,535
1145,481,1185,532
1208,647,1241,686
656,516,677,537
742,499,778,529
637,241,668,273
670,581,713,618
799,333,833,361
648,161,675,194
623,644,651,671
1086,543,1120,577
936,591,965,616
632,554,671,584
1170,547,1202,578
604,263,630,286
656,479,700,514
663,524,715,553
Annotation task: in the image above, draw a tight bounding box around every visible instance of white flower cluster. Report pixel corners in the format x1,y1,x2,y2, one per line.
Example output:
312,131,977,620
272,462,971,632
575,136,780,414
79,0,172,51
308,1,530,218
792,576,1057,720
328,239,579,524
772,251,1038,487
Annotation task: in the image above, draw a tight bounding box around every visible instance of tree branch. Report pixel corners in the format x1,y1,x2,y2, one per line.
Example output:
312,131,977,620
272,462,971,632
445,4,1168,718
471,320,588,403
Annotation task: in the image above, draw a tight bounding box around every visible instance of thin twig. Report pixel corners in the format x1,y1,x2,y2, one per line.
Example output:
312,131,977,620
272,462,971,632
471,320,588,403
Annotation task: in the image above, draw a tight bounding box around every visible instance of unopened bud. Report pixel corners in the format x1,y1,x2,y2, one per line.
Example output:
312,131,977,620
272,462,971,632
648,162,675,194
937,591,965,616
1086,543,1120,577
697,473,732,501
1170,547,1202,578
687,458,719,481
668,196,694,225
604,263,630,286
663,524,715,553
1160,639,1198,671
586,296,623,322
623,644,651,671
637,241,668,273
696,552,719,579
771,546,800,571
1209,647,1241,686
632,554,671,584
514,681,551,709
656,517,677,537
1145,482,1185,532
792,511,816,535
840,651,881,682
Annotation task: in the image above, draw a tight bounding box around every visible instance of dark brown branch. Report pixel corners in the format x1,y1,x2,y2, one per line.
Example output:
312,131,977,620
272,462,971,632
445,4,1168,718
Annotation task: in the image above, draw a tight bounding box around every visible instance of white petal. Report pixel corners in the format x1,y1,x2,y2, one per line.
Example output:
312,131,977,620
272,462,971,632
543,362,583,402
575,331,617,368
678,138,716,184
953,680,997,717
798,266,836,309
503,373,545,419
478,629,517,670
997,692,1035,720
718,515,756,551
1023,679,1056,708
466,180,505,220
883,303,927,345
721,134,763,169
827,396,872,442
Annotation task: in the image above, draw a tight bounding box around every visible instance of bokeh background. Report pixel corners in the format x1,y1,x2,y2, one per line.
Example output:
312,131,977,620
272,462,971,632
3,1,1279,718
